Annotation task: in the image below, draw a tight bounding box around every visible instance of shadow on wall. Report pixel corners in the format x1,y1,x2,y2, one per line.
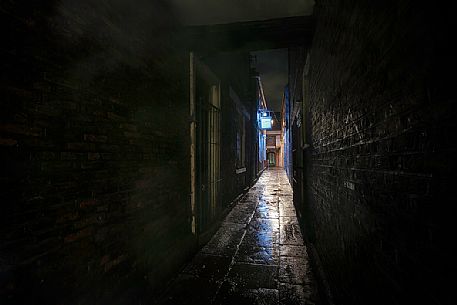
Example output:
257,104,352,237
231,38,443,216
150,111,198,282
1,1,194,304
299,1,456,305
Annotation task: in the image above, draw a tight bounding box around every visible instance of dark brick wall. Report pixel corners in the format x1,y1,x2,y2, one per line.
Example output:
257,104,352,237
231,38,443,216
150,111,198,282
302,1,456,304
1,1,194,304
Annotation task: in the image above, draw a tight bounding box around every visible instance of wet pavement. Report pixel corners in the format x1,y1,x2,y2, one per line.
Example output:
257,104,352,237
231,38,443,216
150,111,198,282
158,168,319,305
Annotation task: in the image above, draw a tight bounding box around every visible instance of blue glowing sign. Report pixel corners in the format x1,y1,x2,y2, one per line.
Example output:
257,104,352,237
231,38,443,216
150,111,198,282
260,117,272,129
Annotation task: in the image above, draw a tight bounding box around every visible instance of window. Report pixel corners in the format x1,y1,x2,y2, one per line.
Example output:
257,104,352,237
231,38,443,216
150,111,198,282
267,135,276,147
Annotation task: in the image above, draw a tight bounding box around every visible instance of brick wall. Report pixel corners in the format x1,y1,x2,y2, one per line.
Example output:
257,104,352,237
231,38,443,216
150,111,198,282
303,0,455,304
0,1,194,304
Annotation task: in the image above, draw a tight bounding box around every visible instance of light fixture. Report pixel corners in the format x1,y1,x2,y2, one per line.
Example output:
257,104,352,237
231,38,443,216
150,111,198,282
260,117,272,129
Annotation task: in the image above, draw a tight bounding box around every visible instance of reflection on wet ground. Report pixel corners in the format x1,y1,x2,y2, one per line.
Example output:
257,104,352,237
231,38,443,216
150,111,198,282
158,168,319,305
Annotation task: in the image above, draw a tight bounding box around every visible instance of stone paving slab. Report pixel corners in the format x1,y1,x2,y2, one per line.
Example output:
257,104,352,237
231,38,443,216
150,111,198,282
225,204,255,224
255,204,280,219
280,244,308,258
200,223,246,257
280,223,304,245
278,256,309,284
243,228,280,248
182,253,232,281
158,274,220,305
279,283,318,305
249,218,280,232
279,206,299,217
280,216,300,225
215,285,279,305
235,245,279,265
157,169,319,305
226,263,278,289
279,200,295,210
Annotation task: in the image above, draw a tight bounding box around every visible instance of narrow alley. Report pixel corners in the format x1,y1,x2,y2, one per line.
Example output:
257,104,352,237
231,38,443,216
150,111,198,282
1,1,455,305
159,169,318,305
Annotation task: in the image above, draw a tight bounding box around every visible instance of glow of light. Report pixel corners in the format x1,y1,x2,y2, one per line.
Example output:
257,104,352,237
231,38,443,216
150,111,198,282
260,117,272,129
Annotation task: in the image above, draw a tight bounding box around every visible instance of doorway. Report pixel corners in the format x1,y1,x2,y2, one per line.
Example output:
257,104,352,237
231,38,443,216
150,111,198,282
195,59,221,233
268,151,276,167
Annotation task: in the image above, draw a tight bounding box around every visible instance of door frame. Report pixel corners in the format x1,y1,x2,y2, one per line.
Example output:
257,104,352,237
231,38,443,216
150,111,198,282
189,53,222,236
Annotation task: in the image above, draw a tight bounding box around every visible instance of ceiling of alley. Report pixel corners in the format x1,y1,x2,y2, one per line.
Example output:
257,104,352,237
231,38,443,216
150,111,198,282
170,0,314,25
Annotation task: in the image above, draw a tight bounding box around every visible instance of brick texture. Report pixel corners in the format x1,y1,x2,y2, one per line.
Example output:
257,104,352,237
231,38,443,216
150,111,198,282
0,1,193,304
303,1,456,305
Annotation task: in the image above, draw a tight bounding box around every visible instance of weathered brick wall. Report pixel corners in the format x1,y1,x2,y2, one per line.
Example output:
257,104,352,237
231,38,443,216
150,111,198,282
1,1,193,304
304,0,455,304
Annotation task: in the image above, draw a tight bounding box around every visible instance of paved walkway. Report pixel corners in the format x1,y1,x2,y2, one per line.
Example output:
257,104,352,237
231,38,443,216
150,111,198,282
158,169,319,305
